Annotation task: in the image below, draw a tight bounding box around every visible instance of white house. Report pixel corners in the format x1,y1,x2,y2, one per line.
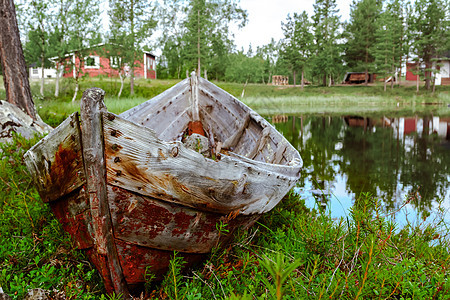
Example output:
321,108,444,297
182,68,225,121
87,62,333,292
29,66,62,79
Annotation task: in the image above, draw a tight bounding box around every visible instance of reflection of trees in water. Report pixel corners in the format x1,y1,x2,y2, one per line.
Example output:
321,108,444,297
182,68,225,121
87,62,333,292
339,122,400,212
272,115,450,216
274,116,343,200
399,117,449,213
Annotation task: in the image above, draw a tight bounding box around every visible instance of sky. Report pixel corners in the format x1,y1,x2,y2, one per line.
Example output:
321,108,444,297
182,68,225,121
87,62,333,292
231,0,353,51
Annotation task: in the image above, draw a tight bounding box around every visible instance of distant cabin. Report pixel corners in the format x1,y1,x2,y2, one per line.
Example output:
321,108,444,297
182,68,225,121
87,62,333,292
272,75,289,85
406,53,450,85
57,44,157,80
343,72,376,84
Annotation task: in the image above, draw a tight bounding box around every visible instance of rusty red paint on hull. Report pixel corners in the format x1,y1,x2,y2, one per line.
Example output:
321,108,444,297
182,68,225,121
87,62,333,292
46,183,260,293
115,239,205,285
108,186,259,253
49,187,94,249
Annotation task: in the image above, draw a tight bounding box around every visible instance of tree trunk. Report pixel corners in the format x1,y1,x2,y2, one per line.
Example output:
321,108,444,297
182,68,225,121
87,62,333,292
301,70,304,90
391,50,394,89
72,60,80,102
0,0,36,120
130,68,135,95
364,44,369,86
424,60,431,90
40,25,45,97
54,64,60,97
40,58,45,97
197,9,201,76
416,63,420,93
118,71,124,98
432,75,436,95
72,79,79,102
293,70,296,86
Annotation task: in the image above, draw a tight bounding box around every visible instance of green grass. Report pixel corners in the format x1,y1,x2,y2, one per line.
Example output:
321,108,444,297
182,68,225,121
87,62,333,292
28,78,450,127
1,135,449,299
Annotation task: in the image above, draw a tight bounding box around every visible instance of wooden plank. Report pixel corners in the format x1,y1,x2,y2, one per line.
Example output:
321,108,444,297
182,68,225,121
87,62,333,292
79,88,129,298
222,112,251,150
103,112,298,215
114,239,205,285
119,79,190,124
48,186,94,249
24,113,85,203
151,106,190,141
108,185,261,253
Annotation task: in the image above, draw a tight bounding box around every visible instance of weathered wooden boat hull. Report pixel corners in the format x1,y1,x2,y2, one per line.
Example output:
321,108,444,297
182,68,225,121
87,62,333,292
47,183,258,291
24,74,302,296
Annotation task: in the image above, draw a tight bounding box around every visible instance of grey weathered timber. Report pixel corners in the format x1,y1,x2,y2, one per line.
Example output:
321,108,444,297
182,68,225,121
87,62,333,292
24,113,85,202
190,71,200,122
103,112,297,215
221,112,251,150
79,88,129,298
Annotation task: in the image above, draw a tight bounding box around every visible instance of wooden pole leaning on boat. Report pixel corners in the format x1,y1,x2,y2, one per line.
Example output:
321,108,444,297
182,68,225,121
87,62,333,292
80,88,130,298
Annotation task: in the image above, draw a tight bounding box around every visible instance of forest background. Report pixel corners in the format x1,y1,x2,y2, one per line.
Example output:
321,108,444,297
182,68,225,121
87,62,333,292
12,0,450,99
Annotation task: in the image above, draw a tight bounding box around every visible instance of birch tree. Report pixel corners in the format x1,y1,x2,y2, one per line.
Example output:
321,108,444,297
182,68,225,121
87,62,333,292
109,0,157,95
66,0,100,102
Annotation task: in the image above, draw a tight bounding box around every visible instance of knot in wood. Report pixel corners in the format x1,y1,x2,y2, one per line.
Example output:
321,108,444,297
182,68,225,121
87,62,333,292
171,147,179,157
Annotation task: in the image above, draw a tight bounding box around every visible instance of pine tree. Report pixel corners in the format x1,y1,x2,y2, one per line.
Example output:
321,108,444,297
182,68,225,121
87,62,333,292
65,0,101,102
180,0,247,77
409,0,449,90
27,0,52,96
49,0,73,97
372,0,405,91
281,11,313,88
0,0,36,119
345,0,382,85
311,0,342,86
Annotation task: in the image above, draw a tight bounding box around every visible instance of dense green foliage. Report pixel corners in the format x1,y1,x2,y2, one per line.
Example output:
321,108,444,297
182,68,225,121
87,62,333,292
17,0,449,89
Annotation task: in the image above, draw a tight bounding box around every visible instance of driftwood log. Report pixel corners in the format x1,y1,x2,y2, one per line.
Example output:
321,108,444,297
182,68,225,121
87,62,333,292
0,100,51,144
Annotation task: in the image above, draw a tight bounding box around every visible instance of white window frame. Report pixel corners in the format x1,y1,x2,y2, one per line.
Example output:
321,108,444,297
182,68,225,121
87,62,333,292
110,56,121,68
84,55,100,69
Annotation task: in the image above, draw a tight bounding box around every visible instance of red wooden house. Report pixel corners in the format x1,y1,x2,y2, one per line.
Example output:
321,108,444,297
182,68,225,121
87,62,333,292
61,44,156,80
405,51,450,85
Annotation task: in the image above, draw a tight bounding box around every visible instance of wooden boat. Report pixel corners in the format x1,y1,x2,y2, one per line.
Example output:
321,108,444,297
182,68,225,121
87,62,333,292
24,73,302,296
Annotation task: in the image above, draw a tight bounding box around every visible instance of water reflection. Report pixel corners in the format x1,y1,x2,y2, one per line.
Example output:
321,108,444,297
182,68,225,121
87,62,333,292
271,114,450,227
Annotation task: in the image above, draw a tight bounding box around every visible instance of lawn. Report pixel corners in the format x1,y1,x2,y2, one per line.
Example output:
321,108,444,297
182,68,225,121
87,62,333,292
17,77,449,128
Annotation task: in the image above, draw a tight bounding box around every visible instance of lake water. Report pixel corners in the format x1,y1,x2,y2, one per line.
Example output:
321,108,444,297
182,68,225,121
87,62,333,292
270,114,450,228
